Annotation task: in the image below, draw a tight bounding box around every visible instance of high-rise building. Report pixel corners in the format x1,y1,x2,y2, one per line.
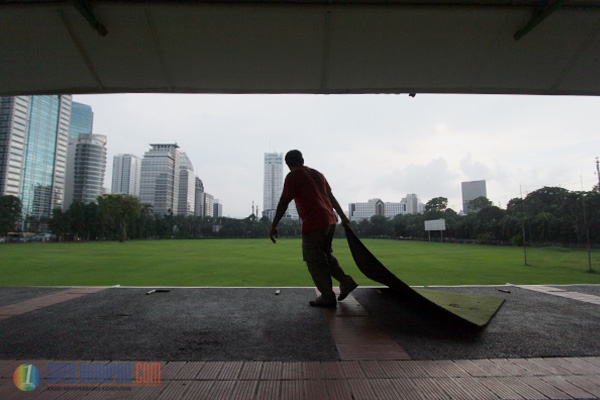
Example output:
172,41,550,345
263,152,283,220
140,144,180,216
111,154,141,196
0,96,29,198
194,177,204,217
177,152,196,216
203,192,214,218
403,194,424,215
69,102,93,139
461,180,487,214
0,95,71,225
213,199,223,218
64,134,107,209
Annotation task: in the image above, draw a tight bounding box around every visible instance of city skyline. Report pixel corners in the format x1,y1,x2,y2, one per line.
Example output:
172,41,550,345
73,93,600,218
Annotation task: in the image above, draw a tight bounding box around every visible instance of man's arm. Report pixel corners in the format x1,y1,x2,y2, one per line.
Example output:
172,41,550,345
327,188,350,226
270,198,291,243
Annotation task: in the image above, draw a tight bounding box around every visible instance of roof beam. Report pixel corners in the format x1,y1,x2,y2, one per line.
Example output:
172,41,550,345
514,0,566,40
74,0,107,36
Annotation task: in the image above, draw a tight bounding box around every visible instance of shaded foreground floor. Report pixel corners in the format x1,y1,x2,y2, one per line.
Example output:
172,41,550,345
0,285,599,399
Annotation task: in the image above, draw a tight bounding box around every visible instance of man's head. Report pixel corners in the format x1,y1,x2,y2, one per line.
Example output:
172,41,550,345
285,150,304,169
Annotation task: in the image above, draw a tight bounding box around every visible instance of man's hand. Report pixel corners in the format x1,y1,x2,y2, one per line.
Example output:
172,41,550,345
270,226,278,243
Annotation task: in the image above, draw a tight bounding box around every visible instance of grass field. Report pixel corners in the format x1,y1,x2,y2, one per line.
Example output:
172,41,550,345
1,239,599,287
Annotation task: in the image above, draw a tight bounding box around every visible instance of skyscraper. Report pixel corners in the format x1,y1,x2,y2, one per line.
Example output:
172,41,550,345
461,180,487,214
0,96,29,198
177,152,196,216
263,152,283,220
111,154,141,196
194,177,204,217
0,95,71,225
403,194,424,215
64,133,107,209
69,102,93,139
203,192,214,218
140,144,180,216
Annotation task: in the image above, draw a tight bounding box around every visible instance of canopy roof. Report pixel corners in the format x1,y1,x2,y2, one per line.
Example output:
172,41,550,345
1,0,599,96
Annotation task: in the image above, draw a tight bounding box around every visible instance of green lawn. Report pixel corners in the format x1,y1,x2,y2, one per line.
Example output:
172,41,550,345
1,239,599,287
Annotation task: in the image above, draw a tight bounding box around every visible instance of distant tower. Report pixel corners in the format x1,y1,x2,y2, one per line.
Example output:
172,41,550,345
194,177,204,217
64,133,107,209
177,152,196,216
69,102,93,139
140,144,180,216
111,154,141,196
461,180,487,214
263,152,283,220
0,95,71,225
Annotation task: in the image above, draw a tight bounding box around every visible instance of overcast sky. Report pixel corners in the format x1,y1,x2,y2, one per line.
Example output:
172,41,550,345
73,93,600,218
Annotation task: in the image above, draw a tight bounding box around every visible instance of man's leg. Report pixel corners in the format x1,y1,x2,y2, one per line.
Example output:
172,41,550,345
302,226,336,306
323,224,358,301
323,225,352,283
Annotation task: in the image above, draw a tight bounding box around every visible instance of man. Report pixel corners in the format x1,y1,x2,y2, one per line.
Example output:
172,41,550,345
270,150,358,308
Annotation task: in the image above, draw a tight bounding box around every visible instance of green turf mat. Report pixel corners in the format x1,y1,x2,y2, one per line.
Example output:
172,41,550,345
344,225,505,328
415,288,505,327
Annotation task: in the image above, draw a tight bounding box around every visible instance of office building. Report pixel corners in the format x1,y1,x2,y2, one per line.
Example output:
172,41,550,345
194,177,204,217
203,192,214,218
263,152,283,220
69,102,93,139
140,143,180,216
403,194,424,214
178,152,196,216
213,199,222,218
348,195,424,221
0,95,71,225
461,180,487,214
64,133,107,209
111,154,141,196
0,96,29,198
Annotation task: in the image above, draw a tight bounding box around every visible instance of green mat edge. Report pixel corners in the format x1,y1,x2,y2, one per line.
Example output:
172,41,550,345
414,288,505,327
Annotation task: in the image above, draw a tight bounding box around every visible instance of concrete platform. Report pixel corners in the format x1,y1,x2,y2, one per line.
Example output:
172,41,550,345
1,285,599,399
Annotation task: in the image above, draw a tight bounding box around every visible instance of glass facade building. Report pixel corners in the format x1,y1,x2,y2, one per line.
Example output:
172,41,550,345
19,95,71,221
0,96,29,198
112,154,141,196
64,133,107,208
461,180,487,214
69,102,93,139
140,144,180,216
178,152,196,216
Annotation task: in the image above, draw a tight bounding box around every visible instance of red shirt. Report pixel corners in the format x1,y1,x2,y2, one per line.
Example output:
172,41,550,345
280,166,338,233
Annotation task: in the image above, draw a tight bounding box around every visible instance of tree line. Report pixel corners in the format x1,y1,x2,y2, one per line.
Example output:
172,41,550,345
0,186,598,247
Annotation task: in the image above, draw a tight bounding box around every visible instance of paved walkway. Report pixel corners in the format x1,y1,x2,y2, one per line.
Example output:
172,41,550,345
1,285,599,399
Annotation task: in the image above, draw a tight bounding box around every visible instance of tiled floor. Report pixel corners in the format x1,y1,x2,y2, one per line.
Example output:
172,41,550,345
0,287,107,320
1,287,600,399
2,357,600,399
518,286,600,305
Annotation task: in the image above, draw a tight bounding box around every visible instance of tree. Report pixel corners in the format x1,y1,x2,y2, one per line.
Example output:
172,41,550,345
97,194,142,242
0,195,22,234
48,208,69,240
468,196,493,213
68,200,86,239
425,197,447,213
424,197,448,220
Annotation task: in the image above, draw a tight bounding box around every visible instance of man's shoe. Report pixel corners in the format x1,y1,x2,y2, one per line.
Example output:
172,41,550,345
309,296,337,308
338,280,358,301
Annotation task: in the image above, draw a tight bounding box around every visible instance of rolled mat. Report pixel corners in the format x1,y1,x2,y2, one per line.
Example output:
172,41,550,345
344,225,504,329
